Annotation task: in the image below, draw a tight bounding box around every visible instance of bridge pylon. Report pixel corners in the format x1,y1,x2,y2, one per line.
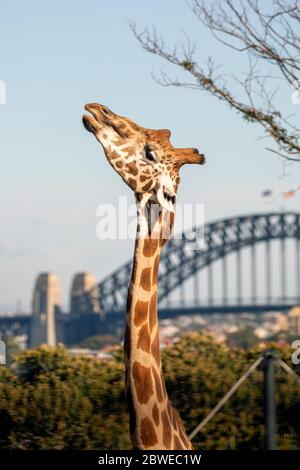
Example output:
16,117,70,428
30,273,61,347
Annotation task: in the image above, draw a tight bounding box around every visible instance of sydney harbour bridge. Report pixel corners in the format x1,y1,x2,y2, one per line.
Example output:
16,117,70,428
1,211,300,345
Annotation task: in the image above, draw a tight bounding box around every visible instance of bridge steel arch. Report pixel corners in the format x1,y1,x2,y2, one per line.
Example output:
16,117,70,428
76,212,300,314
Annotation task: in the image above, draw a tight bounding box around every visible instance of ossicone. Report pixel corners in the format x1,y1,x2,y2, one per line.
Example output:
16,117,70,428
175,147,205,166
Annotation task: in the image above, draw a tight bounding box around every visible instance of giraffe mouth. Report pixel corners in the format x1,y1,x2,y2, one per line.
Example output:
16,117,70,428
82,114,96,133
82,113,100,133
156,185,176,212
82,104,105,134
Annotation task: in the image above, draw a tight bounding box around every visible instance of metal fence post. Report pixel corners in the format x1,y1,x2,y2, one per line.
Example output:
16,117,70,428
262,350,276,450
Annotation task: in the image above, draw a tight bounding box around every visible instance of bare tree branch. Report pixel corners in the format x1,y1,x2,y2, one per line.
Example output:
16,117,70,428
130,0,300,161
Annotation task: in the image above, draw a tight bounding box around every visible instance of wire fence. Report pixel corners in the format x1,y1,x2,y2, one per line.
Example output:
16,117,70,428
188,352,300,443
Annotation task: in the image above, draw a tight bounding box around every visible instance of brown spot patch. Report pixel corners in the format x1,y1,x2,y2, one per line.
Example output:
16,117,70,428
137,323,151,353
127,161,138,176
134,300,148,327
169,211,175,227
152,255,160,285
142,180,153,192
171,406,178,431
140,175,148,182
116,160,123,169
160,212,175,247
161,409,172,449
140,267,151,291
131,248,138,284
124,324,131,359
110,150,120,159
149,291,157,332
143,237,158,258
130,122,139,131
178,424,191,449
124,146,136,156
151,366,164,402
152,403,160,427
140,417,158,448
132,361,154,404
128,177,137,190
151,329,160,367
160,371,167,399
174,435,184,450
167,401,173,425
126,387,136,435
126,289,132,314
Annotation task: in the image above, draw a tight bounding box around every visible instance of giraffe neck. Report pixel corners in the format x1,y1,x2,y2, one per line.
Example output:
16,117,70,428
124,202,192,450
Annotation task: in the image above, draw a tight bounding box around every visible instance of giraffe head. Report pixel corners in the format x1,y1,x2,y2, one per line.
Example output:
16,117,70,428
83,102,205,212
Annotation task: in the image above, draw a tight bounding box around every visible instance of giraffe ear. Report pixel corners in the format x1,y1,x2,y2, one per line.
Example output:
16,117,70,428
175,148,205,166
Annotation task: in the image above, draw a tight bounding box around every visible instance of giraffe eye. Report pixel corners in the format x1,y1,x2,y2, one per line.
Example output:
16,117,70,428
144,145,157,163
102,106,111,115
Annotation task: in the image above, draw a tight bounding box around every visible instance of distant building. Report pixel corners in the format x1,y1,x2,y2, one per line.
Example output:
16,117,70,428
31,273,61,347
67,347,112,360
288,306,300,336
276,313,289,332
70,272,101,314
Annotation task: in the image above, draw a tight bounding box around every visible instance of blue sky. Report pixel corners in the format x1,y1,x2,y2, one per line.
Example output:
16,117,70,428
0,0,299,311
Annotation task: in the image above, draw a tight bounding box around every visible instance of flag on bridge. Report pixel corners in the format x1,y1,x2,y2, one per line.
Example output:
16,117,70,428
262,185,300,204
283,190,297,199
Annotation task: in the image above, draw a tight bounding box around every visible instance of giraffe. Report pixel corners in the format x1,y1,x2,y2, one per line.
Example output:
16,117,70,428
82,103,205,450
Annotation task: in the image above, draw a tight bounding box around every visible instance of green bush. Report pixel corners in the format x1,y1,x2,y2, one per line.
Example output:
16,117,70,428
0,333,299,449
